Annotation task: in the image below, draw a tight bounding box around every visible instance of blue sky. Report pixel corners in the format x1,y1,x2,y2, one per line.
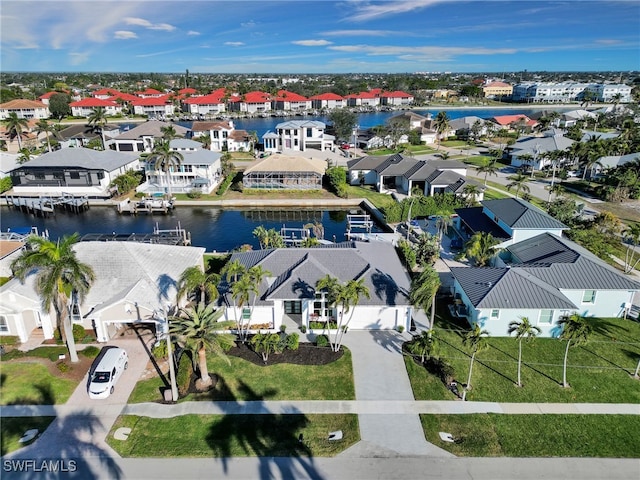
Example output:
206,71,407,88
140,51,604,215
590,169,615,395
1,0,639,73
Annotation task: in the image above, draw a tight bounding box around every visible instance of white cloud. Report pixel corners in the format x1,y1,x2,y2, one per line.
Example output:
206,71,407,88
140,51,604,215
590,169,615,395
187,30,201,36
224,42,245,47
328,44,517,61
114,30,137,40
68,52,89,65
124,17,176,32
349,0,443,22
322,30,398,37
241,20,256,28
292,39,333,47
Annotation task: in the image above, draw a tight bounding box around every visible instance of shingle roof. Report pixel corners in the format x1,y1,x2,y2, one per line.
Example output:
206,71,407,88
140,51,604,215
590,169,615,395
14,148,138,171
481,198,567,230
450,267,577,309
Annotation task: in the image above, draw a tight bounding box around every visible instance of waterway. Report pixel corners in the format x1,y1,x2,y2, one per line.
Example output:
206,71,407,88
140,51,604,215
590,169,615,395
1,205,381,252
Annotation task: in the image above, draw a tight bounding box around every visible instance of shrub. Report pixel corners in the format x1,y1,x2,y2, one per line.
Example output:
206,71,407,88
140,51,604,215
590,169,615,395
186,189,202,199
425,357,455,386
315,334,330,348
397,325,405,333
279,324,287,333
56,361,70,373
54,325,88,344
152,341,168,359
80,346,100,358
299,325,307,334
286,332,299,351
176,350,193,398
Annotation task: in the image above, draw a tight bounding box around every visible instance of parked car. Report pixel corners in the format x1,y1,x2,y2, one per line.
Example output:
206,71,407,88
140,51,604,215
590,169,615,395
88,347,128,399
340,143,351,150
566,170,580,178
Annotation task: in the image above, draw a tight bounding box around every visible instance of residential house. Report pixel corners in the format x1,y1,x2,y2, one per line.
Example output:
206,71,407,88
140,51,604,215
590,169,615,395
92,88,124,99
135,88,165,98
130,96,176,118
140,139,222,195
309,93,345,110
454,197,568,249
0,152,19,179
191,120,235,151
482,81,513,99
242,153,326,190
449,116,489,140
111,120,190,153
262,120,335,152
228,91,272,114
0,99,50,120
593,152,640,175
380,90,414,106
9,148,140,197
220,241,412,332
54,124,121,149
508,130,575,171
182,88,227,116
345,91,381,108
0,242,205,343
449,232,640,337
272,90,311,112
70,98,122,117
490,114,537,133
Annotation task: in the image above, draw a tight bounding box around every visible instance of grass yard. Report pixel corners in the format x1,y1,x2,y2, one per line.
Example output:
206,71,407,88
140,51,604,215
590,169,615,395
406,314,640,404
344,185,396,210
108,414,359,457
0,363,79,405
420,414,640,458
128,347,355,403
1,417,56,455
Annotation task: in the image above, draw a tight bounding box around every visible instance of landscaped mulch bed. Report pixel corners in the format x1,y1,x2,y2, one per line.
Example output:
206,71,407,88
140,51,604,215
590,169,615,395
226,342,343,367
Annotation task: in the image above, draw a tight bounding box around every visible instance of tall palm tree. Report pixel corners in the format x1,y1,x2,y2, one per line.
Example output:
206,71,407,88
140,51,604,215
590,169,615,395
464,231,500,267
221,259,247,330
462,184,480,207
622,223,640,274
148,139,184,197
169,304,235,390
506,172,531,198
517,153,534,176
507,316,541,387
35,119,54,152
5,112,29,149
407,330,440,363
409,267,441,336
476,158,499,186
433,111,450,149
11,234,95,363
242,265,271,339
161,125,177,142
230,275,255,342
16,147,33,164
86,107,108,150
177,266,220,307
558,313,593,388
461,324,489,401
252,226,269,249
334,278,370,351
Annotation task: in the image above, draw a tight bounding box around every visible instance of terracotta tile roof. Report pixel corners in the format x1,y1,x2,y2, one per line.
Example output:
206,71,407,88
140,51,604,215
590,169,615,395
309,92,344,100
106,92,139,102
183,89,227,104
130,95,172,106
485,81,511,88
234,91,272,103
135,88,163,96
0,99,48,109
70,98,119,107
274,90,308,102
178,88,198,95
191,121,233,132
39,90,69,100
492,114,535,126
92,88,123,97
382,90,413,98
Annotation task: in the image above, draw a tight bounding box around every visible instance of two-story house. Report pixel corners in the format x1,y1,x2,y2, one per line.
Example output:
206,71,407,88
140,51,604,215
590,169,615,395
262,120,334,152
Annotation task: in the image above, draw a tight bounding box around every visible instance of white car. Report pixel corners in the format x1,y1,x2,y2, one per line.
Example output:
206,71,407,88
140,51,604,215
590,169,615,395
88,347,128,399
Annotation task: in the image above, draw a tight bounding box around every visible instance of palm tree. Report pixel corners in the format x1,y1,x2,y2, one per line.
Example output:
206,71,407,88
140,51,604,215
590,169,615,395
461,324,489,401
177,266,220,307
148,139,184,197
406,330,440,363
11,234,95,363
558,313,593,388
462,184,480,207
16,147,33,164
5,112,29,149
230,275,255,342
464,231,500,267
242,265,271,339
161,125,177,142
476,158,499,186
507,316,541,387
169,304,235,390
622,223,640,274
86,107,108,150
506,172,531,198
409,268,441,336
333,278,370,351
35,119,54,152
517,153,534,176
252,226,269,249
433,111,450,149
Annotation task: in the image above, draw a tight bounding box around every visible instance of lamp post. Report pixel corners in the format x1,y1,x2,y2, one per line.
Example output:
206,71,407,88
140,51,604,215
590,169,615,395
157,307,178,402
406,195,416,240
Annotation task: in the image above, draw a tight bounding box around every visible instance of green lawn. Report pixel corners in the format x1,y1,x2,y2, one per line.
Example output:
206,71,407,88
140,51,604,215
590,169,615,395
108,414,359,457
344,185,396,210
129,346,355,403
406,315,640,403
0,363,79,405
420,414,640,458
1,417,56,455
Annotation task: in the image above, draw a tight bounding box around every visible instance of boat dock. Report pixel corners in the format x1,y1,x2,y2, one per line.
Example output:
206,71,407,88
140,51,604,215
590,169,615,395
80,223,191,246
4,193,90,216
345,214,374,240
116,196,175,215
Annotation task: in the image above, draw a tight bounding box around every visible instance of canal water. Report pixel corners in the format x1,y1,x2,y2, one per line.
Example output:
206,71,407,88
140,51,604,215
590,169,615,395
1,205,381,252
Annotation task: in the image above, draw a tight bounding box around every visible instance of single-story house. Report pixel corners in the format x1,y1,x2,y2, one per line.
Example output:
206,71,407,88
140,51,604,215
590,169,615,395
111,121,190,153
449,116,489,140
454,197,568,248
54,124,120,149
9,148,140,197
242,153,326,190
0,242,206,343
509,131,575,171
449,232,640,337
220,241,412,331
595,152,640,174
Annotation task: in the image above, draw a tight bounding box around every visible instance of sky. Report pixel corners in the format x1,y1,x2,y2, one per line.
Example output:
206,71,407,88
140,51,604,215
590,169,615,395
1,0,639,74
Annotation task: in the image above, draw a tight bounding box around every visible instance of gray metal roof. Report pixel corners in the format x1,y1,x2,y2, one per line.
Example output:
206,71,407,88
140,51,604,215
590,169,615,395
275,120,326,130
507,233,579,265
115,120,190,140
450,266,577,309
14,148,138,172
482,198,567,230
510,135,574,156
454,206,512,241
170,139,202,149
177,149,221,166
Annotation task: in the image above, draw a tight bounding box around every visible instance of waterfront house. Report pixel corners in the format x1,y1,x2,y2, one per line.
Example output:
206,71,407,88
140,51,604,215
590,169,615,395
182,88,227,116
220,241,412,332
111,120,190,153
272,90,311,112
242,153,325,190
191,120,236,151
140,139,222,195
345,91,381,108
130,95,176,118
489,114,537,133
482,81,513,99
262,120,335,153
454,197,568,249
54,124,120,149
309,93,345,110
449,232,640,337
9,148,140,197
449,116,489,139
69,98,123,117
228,91,272,115
0,242,206,344
379,90,414,106
0,99,50,120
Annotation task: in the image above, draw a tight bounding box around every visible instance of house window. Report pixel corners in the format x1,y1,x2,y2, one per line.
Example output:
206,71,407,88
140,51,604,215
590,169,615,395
306,128,312,137
70,172,80,179
0,315,8,332
539,309,553,324
582,290,596,304
284,301,301,315
490,309,500,320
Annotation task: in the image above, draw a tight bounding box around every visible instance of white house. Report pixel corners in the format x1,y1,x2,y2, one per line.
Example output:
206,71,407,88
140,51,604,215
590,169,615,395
131,96,176,118
182,89,227,116
0,242,205,344
262,120,334,153
69,98,123,117
191,120,235,151
0,99,50,120
111,121,190,153
509,131,575,171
